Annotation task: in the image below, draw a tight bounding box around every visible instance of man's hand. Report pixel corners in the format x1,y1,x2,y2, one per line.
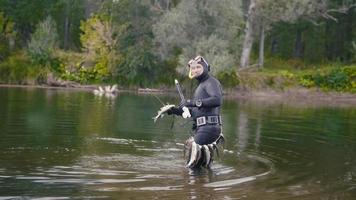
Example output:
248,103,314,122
180,99,195,107
180,99,203,108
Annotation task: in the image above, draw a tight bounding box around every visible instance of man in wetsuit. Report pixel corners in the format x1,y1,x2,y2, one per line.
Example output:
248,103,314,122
168,56,223,168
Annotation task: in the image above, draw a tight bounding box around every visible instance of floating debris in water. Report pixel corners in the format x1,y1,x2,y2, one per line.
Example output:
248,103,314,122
93,84,119,98
223,149,234,154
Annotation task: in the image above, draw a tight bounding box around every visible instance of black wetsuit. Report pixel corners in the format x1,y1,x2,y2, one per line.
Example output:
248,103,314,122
189,69,223,145
168,62,223,145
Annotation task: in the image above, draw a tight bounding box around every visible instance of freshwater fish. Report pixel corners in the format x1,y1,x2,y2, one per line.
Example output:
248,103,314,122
186,141,199,168
202,145,211,167
152,104,175,123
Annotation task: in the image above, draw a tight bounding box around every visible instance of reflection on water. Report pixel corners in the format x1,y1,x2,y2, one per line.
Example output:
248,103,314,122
0,87,355,199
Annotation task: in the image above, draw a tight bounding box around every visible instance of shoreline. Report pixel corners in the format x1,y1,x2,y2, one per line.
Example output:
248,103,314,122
1,83,356,107
224,88,356,107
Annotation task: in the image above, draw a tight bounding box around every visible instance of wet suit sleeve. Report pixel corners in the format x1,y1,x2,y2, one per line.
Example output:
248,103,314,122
167,107,183,116
200,80,222,108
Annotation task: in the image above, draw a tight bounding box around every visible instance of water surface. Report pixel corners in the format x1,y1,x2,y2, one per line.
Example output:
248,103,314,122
0,87,355,199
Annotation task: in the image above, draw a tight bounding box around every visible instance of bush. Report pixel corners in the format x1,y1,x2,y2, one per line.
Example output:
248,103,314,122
298,66,356,92
60,66,99,84
0,52,46,84
0,12,15,61
264,57,306,70
217,70,239,88
27,16,59,68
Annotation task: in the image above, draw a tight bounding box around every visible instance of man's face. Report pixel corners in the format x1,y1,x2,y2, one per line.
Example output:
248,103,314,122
189,64,204,79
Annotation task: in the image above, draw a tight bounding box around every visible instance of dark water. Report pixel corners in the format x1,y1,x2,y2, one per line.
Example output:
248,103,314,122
0,87,355,199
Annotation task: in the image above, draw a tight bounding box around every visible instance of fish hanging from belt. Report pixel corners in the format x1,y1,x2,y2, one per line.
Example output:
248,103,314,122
184,133,225,168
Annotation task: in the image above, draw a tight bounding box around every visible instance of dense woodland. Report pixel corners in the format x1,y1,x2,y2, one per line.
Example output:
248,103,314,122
0,0,355,92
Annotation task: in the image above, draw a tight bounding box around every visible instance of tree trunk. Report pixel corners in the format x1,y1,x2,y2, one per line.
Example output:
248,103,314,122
240,0,256,69
344,9,353,61
271,36,277,55
293,29,303,58
258,23,265,68
63,1,70,50
324,20,332,60
167,0,171,10
8,36,15,51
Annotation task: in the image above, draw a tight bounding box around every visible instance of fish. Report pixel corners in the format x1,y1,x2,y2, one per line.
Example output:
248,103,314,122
184,137,194,162
202,145,211,167
186,141,198,168
152,104,175,123
195,145,202,167
207,144,214,166
211,142,220,158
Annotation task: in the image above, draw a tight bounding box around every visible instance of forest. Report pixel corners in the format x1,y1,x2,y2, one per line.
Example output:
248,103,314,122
0,0,355,92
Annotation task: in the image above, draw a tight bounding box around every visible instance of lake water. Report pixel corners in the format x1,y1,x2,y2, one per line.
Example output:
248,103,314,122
0,87,355,199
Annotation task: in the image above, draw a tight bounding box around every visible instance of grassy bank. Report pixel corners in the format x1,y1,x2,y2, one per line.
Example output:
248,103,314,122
218,62,356,94
0,52,355,94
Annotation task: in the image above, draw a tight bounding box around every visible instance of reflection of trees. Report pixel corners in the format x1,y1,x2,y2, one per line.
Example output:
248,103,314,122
222,99,263,153
254,116,261,150
237,111,249,153
0,88,86,170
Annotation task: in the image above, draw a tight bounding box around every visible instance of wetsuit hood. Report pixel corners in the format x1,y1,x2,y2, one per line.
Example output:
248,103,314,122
195,60,210,82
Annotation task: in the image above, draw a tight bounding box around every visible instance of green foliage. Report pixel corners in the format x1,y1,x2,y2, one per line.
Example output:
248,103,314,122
105,0,160,86
299,66,356,92
155,57,179,85
265,7,355,64
153,0,243,75
27,16,59,69
60,66,99,84
1,0,355,91
299,75,315,88
118,45,157,86
55,50,100,84
0,12,16,61
80,14,123,81
51,0,85,49
217,71,239,88
179,34,236,76
352,41,356,63
0,37,8,60
279,70,295,79
264,57,307,70
0,52,46,84
0,0,58,46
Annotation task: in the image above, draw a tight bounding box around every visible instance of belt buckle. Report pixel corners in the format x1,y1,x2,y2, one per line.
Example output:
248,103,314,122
196,116,206,126
207,116,218,124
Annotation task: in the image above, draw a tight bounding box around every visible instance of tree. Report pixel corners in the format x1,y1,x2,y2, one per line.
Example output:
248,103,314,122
240,0,356,69
27,16,59,67
0,12,16,60
0,0,56,46
80,14,122,79
101,0,161,85
153,0,244,75
240,0,256,69
51,0,85,50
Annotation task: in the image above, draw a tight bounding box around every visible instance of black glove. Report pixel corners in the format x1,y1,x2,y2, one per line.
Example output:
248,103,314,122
167,106,183,115
180,99,195,107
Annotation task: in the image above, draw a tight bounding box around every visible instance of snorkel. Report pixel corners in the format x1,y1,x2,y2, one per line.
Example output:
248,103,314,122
187,55,210,80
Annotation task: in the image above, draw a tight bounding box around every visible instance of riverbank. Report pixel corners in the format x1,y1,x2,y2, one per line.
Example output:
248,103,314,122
224,88,356,107
1,84,356,107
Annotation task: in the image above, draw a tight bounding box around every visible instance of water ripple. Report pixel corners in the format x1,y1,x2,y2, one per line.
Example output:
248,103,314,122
34,178,145,184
